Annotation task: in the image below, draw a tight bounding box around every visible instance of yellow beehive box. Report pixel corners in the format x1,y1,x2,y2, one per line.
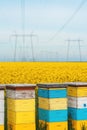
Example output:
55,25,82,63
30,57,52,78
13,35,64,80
67,82,87,97
68,87,77,97
7,98,35,111
39,120,68,130
41,88,66,90
0,125,4,130
39,97,67,110
8,123,35,130
70,120,87,130
7,111,35,124
68,87,87,97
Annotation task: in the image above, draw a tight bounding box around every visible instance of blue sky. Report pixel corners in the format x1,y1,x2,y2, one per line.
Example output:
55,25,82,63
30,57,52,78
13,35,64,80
0,0,87,61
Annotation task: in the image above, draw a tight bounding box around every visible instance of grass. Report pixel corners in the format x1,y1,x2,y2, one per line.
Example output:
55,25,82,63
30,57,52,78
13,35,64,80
81,123,87,130
39,122,47,130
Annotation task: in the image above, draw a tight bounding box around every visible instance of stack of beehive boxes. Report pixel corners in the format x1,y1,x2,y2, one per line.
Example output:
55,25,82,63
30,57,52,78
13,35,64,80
6,84,36,130
68,82,87,130
0,85,5,130
38,83,68,130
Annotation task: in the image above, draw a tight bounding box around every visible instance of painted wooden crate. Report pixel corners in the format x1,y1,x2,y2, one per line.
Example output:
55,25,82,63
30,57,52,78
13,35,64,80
39,97,67,110
0,100,4,112
7,111,35,124
6,84,36,99
38,88,67,98
69,120,87,130
67,82,87,130
0,85,5,130
6,90,35,99
68,96,87,108
8,123,36,130
68,107,87,120
39,120,68,130
6,84,36,130
38,83,68,130
0,91,4,99
67,82,87,97
39,108,67,122
0,113,4,125
0,125,4,130
7,98,35,111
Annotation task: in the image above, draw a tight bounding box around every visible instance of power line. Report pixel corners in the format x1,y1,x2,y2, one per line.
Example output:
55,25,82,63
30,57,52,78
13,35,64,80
66,39,70,61
9,33,18,61
47,0,87,42
14,33,18,61
28,33,38,62
78,39,83,61
66,39,83,61
11,33,38,62
9,32,17,61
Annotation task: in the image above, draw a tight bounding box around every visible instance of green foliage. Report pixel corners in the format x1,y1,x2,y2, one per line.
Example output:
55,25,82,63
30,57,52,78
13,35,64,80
81,123,87,130
39,122,47,130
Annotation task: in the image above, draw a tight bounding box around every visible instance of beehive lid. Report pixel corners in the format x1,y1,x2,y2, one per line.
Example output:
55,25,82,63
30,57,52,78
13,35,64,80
6,84,36,90
67,82,87,87
37,83,67,88
0,84,5,90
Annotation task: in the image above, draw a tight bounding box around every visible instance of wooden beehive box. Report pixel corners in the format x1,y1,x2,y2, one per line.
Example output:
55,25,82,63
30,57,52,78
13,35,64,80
67,82,87,130
0,85,5,130
38,83,68,130
6,84,36,130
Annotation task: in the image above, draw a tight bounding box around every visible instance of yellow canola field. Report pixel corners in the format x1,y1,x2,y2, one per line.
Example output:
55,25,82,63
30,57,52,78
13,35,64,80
0,62,87,84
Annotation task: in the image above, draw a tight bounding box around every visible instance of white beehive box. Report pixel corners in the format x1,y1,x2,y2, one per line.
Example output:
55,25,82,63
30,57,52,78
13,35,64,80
6,84,36,99
0,85,5,100
6,89,35,99
0,113,4,125
0,85,5,116
0,91,4,99
68,96,87,108
0,100,4,112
